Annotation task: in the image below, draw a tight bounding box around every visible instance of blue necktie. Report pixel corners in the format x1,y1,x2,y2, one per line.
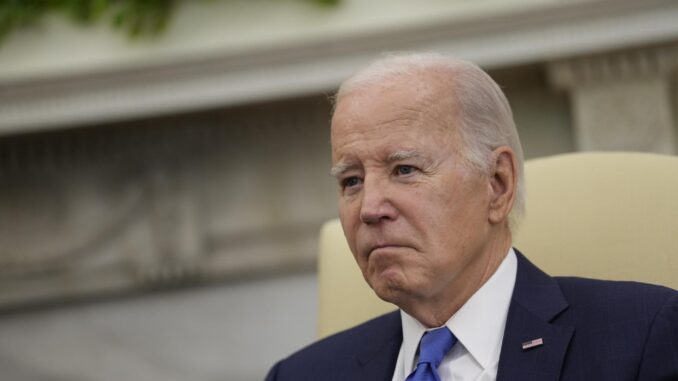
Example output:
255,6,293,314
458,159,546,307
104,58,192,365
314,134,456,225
405,327,457,381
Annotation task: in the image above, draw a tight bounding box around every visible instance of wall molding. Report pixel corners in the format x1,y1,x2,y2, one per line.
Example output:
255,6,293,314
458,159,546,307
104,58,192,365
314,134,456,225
2,0,678,134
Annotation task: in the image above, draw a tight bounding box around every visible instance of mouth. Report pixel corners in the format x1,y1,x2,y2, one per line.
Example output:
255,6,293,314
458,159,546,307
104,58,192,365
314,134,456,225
367,244,409,258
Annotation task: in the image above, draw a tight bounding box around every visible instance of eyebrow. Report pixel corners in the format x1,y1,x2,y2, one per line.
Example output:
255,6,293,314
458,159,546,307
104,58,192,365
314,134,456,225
387,150,422,162
330,162,356,178
330,150,423,178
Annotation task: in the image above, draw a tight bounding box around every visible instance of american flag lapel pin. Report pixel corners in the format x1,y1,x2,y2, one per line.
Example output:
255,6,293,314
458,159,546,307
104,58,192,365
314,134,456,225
521,338,544,350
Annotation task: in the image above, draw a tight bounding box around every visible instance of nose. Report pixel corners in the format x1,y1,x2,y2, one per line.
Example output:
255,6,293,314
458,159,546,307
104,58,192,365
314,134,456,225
359,177,397,224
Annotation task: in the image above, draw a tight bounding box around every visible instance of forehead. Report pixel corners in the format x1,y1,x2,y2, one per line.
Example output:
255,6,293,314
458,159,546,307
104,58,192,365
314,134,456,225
331,78,457,161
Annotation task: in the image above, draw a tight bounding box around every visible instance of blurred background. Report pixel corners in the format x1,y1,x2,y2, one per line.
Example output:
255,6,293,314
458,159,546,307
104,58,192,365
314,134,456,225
0,0,677,380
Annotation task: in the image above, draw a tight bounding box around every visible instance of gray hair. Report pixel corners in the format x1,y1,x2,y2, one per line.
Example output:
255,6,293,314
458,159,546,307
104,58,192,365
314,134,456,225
334,52,525,228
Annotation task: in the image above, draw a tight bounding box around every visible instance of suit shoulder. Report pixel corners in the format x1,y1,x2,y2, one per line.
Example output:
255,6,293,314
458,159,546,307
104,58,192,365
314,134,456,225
555,276,676,295
552,277,678,379
270,310,400,374
555,276,677,313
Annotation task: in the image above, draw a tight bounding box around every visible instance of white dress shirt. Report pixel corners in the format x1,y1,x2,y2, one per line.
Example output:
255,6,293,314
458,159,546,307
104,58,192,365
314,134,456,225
391,248,517,381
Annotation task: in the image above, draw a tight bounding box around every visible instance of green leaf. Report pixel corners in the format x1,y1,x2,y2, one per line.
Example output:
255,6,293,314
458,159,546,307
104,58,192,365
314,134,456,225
0,0,341,46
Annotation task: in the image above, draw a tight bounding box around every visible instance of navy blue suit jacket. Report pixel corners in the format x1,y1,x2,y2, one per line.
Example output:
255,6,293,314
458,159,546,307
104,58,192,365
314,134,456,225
266,251,678,380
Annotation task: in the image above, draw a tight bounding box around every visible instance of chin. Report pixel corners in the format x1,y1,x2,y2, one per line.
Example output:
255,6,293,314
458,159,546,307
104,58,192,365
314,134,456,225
369,273,409,304
372,287,402,305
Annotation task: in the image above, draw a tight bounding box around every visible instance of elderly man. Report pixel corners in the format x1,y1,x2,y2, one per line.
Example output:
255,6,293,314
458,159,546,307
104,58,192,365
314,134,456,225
265,53,678,381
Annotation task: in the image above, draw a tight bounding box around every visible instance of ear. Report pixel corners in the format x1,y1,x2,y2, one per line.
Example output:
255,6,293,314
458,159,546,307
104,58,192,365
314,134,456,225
488,146,517,225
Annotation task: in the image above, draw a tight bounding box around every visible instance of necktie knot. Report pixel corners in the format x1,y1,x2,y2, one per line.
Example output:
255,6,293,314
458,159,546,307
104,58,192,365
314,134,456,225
417,327,457,367
405,327,457,381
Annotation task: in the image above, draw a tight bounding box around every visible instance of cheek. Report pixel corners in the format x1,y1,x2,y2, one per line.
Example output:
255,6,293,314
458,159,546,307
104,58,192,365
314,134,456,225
421,189,480,248
434,189,490,256
338,200,361,253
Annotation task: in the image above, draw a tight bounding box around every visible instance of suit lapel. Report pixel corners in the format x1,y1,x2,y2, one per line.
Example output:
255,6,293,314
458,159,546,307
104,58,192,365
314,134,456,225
497,251,574,381
350,311,403,381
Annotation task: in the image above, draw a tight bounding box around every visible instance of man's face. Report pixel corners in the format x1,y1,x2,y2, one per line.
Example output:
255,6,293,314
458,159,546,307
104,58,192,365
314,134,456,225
331,80,495,310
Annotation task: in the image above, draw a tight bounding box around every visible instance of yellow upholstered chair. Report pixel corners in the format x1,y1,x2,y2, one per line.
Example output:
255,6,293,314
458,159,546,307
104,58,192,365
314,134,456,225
317,152,678,338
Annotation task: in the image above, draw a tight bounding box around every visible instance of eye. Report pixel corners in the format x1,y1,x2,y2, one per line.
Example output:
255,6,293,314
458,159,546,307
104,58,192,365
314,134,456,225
341,176,362,189
394,165,417,176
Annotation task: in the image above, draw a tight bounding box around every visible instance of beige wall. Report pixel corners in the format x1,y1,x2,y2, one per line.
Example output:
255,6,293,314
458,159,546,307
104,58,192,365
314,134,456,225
1,1,678,380
492,65,574,159
0,0,547,81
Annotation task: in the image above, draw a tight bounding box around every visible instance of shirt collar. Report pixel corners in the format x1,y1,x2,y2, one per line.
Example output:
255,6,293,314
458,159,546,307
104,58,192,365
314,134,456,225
400,248,517,371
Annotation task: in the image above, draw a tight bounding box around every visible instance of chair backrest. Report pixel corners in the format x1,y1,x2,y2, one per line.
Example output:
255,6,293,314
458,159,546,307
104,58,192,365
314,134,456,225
316,152,678,338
